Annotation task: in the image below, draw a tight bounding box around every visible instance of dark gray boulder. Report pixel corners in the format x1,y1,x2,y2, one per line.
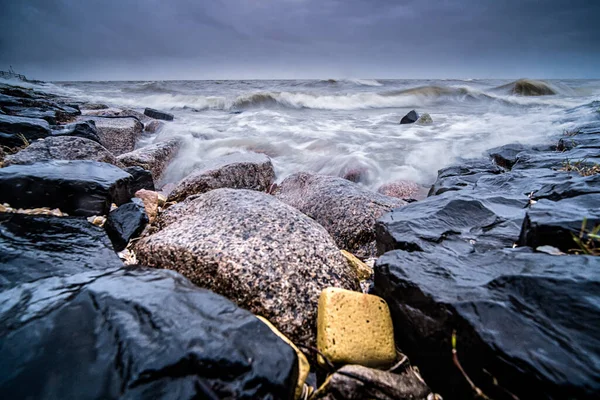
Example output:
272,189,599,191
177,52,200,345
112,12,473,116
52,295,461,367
135,188,359,347
276,173,406,259
117,138,181,183
124,166,155,193
519,195,600,253
374,249,600,400
51,120,102,144
168,152,275,202
144,107,174,121
0,160,133,216
0,213,298,399
0,213,122,288
0,114,51,147
104,198,149,251
4,136,119,166
400,110,419,124
3,106,57,124
428,158,503,196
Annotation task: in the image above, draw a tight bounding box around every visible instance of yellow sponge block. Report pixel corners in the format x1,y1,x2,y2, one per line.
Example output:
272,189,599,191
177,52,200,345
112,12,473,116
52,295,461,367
317,287,396,368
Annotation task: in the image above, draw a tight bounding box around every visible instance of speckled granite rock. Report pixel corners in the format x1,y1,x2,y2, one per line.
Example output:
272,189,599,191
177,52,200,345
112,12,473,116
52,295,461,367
275,173,406,259
117,138,181,182
167,152,275,202
135,188,359,347
79,116,143,155
377,180,428,200
4,136,119,167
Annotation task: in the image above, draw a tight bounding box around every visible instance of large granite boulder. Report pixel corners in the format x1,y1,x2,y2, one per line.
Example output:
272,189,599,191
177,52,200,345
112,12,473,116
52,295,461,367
374,249,600,400
117,138,181,183
0,213,298,399
167,152,275,202
0,114,51,147
80,116,143,155
135,188,359,346
4,136,119,166
275,173,406,259
0,160,133,216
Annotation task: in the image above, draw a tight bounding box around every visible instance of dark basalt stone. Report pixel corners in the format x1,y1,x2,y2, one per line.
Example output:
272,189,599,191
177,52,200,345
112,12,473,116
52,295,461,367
104,198,149,251
0,213,298,399
0,160,133,216
428,158,503,196
124,166,155,193
373,248,600,400
519,194,600,252
3,106,57,124
144,107,174,121
0,114,51,147
52,120,102,144
399,109,419,124
0,213,122,288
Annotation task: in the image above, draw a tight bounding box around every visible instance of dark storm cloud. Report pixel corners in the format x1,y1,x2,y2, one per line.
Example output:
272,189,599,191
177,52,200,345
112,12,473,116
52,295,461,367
0,0,598,80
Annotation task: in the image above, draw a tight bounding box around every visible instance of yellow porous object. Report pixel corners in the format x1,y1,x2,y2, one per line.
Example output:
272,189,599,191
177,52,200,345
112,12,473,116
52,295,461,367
340,250,373,281
257,316,311,400
317,287,396,369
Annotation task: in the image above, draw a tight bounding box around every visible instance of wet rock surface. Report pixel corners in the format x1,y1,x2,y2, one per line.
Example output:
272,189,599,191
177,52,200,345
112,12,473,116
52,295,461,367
4,136,119,166
167,152,275,202
0,213,298,400
276,173,406,259
374,113,600,399
135,188,359,347
51,120,102,144
0,114,51,146
104,198,149,251
124,166,155,193
144,107,174,121
0,160,133,216
400,109,419,124
79,116,143,155
117,138,181,182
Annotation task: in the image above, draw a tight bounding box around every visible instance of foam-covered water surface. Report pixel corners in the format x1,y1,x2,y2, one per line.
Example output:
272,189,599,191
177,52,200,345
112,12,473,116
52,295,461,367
42,79,600,188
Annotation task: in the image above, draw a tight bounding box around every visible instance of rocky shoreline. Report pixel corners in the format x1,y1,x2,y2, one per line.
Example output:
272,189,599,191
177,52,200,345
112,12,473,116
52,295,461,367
0,81,598,399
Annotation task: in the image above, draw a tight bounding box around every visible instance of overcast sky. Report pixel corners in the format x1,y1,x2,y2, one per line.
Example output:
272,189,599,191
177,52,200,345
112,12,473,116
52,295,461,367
1,0,598,81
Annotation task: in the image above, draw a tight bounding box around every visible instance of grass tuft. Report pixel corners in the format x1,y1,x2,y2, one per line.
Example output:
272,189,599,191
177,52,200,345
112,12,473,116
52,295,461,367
561,159,600,176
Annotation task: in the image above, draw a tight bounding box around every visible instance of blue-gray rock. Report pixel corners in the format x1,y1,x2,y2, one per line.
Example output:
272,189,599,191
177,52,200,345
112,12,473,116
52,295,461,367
52,120,102,144
144,107,174,121
3,106,57,124
104,198,149,251
0,212,298,399
400,109,419,124
0,160,133,216
124,166,155,193
0,114,51,147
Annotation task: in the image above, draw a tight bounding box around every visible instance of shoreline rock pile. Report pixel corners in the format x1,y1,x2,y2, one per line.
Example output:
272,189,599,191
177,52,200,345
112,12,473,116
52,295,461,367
1,81,598,399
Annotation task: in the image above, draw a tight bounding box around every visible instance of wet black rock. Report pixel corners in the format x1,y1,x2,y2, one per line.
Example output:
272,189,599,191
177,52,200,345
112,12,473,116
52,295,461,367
0,114,51,147
519,194,600,252
52,120,102,144
512,147,600,170
124,166,155,192
3,106,57,124
0,213,122,288
0,213,298,399
374,249,600,400
400,109,419,124
144,107,174,121
104,198,149,251
428,158,503,196
0,160,133,216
